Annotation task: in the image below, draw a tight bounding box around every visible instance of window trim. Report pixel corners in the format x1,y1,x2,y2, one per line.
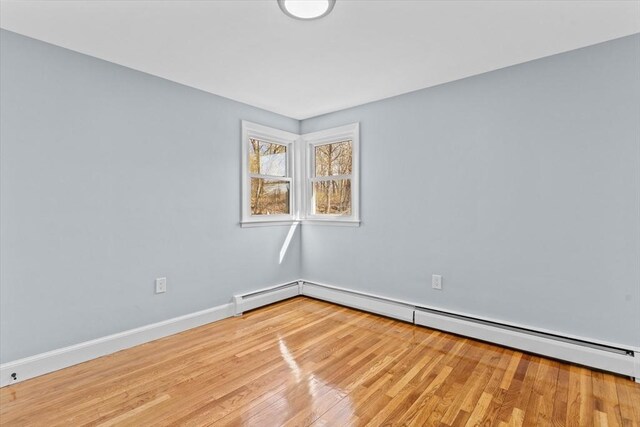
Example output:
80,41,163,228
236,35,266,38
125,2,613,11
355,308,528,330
301,123,360,225
241,121,299,227
240,121,360,227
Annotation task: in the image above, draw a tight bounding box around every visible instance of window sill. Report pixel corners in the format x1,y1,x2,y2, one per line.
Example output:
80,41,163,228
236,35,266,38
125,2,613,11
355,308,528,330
302,219,361,227
240,220,298,228
240,219,360,228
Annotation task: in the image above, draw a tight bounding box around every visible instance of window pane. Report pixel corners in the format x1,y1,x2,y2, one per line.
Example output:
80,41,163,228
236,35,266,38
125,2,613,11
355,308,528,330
315,141,352,177
249,139,287,176
313,179,351,215
251,178,290,215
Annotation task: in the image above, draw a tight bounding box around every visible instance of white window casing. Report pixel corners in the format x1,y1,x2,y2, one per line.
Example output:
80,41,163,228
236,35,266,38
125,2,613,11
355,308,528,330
241,121,360,227
241,121,299,227
301,123,360,226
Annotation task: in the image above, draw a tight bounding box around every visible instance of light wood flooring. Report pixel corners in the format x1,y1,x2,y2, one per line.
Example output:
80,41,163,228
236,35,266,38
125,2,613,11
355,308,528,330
1,297,639,426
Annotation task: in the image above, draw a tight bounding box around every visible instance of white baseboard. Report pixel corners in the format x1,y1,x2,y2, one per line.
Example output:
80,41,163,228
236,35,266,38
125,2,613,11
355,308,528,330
3,280,637,387
301,282,414,322
0,281,300,388
0,303,234,387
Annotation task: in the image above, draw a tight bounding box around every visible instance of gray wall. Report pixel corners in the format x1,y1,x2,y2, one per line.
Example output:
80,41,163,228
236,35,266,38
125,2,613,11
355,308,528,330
2,28,638,364
0,30,301,363
300,34,640,348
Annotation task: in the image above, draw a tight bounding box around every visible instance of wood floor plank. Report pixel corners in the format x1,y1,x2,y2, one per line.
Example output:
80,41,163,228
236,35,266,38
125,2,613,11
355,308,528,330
470,349,516,426
1,296,638,426
552,364,571,427
439,344,502,425
592,371,623,427
615,375,640,426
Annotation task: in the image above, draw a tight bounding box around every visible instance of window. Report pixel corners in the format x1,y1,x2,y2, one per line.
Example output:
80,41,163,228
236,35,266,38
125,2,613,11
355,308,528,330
241,121,359,227
303,123,360,225
241,121,297,226
249,140,289,215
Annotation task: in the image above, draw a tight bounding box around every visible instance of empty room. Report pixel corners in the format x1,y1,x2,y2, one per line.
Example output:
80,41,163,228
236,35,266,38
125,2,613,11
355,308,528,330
1,0,639,425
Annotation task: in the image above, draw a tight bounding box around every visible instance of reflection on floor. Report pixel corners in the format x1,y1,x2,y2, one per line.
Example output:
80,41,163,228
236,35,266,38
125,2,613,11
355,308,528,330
1,297,639,426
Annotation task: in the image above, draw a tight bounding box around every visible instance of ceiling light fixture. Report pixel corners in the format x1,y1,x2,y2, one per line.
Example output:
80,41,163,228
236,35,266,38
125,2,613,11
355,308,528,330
278,0,336,20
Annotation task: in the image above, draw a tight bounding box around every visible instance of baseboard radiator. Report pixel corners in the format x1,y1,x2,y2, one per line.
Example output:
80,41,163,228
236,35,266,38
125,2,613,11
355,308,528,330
2,279,637,387
413,308,635,377
301,281,639,381
232,281,301,315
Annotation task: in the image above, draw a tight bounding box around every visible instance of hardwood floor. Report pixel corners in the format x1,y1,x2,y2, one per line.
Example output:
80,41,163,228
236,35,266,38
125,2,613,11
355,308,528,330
1,297,639,426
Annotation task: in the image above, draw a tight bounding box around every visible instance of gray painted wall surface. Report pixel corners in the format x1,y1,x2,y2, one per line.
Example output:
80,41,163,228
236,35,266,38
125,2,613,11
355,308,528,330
300,34,640,348
2,28,639,364
0,30,301,363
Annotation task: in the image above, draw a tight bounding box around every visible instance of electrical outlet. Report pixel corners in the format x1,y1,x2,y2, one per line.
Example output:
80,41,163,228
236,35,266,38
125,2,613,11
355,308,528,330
432,275,442,290
155,277,167,294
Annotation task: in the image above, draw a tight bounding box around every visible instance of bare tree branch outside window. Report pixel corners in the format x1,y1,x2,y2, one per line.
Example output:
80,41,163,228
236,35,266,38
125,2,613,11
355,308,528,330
314,140,352,215
249,139,289,215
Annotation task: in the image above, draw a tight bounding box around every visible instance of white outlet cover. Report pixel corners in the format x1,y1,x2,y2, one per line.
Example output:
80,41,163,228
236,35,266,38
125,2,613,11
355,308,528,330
155,277,167,294
432,275,442,290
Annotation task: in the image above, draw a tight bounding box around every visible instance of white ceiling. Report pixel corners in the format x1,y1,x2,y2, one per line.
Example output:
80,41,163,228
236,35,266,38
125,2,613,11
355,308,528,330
1,1,639,119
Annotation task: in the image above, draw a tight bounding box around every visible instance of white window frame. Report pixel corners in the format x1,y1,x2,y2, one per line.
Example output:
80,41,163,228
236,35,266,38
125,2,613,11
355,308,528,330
240,121,360,227
241,121,299,227
301,123,360,226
